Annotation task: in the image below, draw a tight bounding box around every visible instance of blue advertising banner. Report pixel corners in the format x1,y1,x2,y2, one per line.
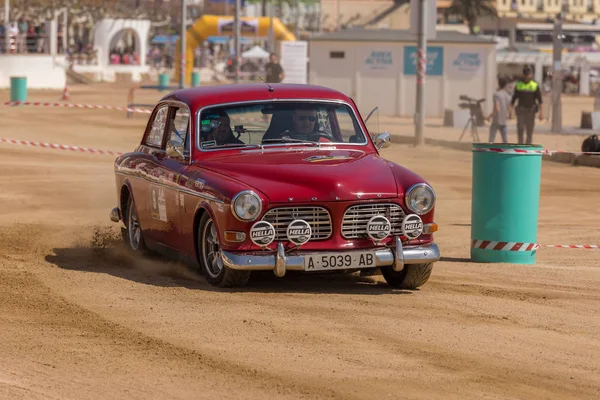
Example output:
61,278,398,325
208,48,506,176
403,46,444,76
446,48,485,79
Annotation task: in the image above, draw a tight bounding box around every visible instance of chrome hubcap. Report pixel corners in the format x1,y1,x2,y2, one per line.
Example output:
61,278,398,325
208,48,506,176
202,219,223,278
128,203,141,250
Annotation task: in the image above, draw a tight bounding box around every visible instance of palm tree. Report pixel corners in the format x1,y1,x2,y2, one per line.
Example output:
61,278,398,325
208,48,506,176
448,0,498,35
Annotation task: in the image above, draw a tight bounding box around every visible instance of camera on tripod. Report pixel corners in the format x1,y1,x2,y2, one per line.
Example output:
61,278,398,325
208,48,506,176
458,95,486,126
457,94,486,142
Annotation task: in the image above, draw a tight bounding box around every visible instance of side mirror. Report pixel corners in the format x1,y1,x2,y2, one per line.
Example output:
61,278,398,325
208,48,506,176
374,132,391,150
166,140,186,159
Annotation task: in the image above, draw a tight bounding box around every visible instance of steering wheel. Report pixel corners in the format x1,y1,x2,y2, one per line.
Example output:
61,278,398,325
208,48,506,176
310,132,335,142
267,130,335,143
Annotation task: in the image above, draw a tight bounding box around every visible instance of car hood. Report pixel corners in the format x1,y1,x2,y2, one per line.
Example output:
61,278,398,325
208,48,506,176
198,148,398,203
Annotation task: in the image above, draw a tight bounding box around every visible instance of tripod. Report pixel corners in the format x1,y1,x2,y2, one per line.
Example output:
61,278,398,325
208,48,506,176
458,111,481,142
456,95,485,142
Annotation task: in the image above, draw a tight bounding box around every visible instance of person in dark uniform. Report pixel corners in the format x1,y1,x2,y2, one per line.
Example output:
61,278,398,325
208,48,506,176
265,53,285,83
511,66,544,145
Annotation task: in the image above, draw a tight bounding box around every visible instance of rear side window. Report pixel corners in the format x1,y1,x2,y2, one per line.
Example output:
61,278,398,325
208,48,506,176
145,106,168,147
168,106,190,154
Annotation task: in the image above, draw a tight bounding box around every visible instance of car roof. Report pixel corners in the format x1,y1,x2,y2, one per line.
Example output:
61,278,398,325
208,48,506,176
159,83,353,110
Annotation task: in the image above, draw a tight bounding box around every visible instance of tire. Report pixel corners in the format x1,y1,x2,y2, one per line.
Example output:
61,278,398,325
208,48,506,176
197,213,250,288
124,195,147,253
380,263,433,290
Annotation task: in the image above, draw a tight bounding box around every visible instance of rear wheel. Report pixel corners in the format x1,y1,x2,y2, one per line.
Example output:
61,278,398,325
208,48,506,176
198,213,250,288
380,263,433,290
124,195,147,253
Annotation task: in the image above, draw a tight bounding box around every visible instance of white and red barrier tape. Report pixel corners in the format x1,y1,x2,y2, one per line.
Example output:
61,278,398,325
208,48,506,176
2,102,599,156
471,240,540,251
473,147,600,156
543,244,600,249
472,239,599,251
1,101,275,123
0,137,123,156
1,101,152,114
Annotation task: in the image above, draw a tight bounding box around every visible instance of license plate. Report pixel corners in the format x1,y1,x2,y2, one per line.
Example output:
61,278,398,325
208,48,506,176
304,251,377,271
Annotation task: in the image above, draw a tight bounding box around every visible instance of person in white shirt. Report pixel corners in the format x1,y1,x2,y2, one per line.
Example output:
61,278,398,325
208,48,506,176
487,77,513,143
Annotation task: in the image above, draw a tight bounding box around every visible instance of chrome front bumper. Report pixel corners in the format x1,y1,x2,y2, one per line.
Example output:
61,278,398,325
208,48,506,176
221,237,440,278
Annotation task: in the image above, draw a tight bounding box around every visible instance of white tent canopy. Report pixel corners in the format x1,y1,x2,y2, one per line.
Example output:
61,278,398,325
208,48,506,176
242,45,270,60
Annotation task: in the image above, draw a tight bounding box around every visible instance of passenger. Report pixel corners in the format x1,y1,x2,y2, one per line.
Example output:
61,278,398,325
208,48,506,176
201,110,244,146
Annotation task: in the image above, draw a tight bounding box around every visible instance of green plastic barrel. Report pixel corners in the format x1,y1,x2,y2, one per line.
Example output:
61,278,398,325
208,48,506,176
191,71,200,87
470,143,543,264
158,73,169,89
10,77,27,102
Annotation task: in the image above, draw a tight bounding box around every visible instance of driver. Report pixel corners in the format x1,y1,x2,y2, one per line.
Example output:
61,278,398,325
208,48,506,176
287,108,331,142
200,110,244,146
291,108,318,136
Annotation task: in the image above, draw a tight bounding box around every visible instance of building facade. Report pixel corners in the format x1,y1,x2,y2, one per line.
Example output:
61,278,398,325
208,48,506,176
309,29,497,118
496,0,600,21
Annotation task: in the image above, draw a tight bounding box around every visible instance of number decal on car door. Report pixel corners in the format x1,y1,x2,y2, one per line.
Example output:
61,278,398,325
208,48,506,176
150,185,167,222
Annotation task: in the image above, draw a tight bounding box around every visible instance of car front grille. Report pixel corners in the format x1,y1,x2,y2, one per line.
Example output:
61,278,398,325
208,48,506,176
262,207,332,241
341,203,405,239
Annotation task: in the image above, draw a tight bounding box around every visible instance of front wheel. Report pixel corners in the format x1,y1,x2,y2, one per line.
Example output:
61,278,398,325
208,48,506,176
380,263,433,290
198,213,250,288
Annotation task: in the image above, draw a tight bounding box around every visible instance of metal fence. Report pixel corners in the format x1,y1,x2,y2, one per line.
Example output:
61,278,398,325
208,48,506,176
0,33,57,54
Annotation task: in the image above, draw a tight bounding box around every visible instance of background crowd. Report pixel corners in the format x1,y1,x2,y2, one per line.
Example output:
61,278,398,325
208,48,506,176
0,19,56,54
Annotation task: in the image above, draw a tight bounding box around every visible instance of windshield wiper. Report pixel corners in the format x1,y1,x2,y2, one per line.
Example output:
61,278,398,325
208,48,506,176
261,138,319,146
214,143,261,148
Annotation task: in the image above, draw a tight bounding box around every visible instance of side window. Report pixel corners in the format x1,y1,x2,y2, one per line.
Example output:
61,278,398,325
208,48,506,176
145,106,168,147
168,106,190,153
335,107,359,142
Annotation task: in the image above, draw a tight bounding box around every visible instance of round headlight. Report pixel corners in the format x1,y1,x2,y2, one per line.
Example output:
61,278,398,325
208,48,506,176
231,190,262,221
405,183,435,215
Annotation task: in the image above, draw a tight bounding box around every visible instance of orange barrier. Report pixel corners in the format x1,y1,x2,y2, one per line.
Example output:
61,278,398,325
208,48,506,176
174,15,296,85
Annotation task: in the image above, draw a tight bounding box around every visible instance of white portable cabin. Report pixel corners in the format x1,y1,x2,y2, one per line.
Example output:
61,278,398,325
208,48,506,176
308,28,498,118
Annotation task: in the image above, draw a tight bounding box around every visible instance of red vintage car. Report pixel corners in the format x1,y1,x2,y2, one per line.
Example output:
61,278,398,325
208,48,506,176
110,83,440,288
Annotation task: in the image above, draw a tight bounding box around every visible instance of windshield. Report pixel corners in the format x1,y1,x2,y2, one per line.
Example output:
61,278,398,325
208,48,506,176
196,101,368,150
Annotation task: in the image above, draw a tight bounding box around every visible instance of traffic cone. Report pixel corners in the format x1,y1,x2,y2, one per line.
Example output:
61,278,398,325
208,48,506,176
62,83,70,101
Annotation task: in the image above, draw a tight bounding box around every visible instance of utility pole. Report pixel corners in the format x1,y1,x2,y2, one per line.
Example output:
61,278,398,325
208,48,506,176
179,0,187,88
414,0,427,146
337,0,341,31
294,0,299,38
551,4,565,133
268,0,274,53
4,0,9,53
62,8,67,54
234,0,241,83
318,0,323,33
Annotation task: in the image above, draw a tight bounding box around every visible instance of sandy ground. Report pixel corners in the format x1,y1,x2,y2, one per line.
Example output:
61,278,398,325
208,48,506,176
0,83,599,399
